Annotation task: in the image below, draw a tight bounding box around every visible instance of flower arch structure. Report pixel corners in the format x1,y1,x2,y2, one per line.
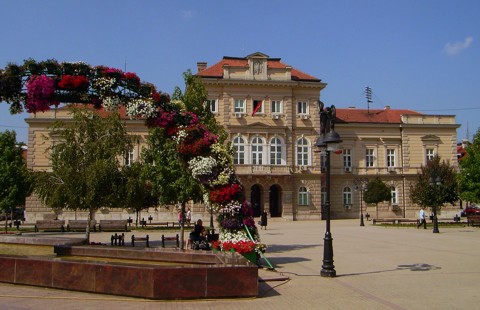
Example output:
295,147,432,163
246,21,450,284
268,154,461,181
0,59,261,256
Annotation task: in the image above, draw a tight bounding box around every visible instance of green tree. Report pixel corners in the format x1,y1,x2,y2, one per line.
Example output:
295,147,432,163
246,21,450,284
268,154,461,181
0,130,32,232
120,162,157,226
34,108,132,241
143,128,204,248
410,156,458,233
364,177,392,219
458,129,480,204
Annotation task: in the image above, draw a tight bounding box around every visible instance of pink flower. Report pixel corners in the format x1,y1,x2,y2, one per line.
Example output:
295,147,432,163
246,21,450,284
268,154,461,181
25,75,58,113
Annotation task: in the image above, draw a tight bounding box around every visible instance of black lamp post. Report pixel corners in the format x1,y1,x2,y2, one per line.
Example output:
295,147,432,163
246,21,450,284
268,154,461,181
208,203,214,234
316,128,342,278
354,177,368,227
429,175,442,233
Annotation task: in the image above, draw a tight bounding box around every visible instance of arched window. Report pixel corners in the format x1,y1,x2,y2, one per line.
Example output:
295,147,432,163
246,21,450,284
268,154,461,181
251,136,264,165
298,186,309,205
270,137,283,165
296,137,310,166
343,187,352,205
232,136,245,165
391,186,398,205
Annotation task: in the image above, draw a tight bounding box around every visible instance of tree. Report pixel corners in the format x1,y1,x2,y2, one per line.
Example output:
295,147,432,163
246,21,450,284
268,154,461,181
410,156,458,233
142,128,204,248
364,177,392,219
119,162,158,226
0,130,32,232
34,108,132,241
458,129,480,204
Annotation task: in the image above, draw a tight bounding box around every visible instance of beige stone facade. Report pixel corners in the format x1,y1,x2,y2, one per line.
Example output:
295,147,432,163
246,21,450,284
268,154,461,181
24,52,461,222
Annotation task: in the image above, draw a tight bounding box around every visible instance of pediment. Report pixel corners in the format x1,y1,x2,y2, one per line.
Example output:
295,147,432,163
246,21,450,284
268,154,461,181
421,134,440,142
246,52,269,59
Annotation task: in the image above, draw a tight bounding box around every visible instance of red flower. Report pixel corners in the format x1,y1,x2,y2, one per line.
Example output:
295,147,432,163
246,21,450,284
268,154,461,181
210,183,243,204
58,75,89,91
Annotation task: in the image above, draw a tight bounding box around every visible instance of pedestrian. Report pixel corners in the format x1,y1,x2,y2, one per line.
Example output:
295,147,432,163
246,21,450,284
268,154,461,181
186,208,191,226
260,210,268,230
417,207,426,229
178,210,183,226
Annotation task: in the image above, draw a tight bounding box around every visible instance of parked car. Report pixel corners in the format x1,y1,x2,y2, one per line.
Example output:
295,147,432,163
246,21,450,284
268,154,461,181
462,205,480,216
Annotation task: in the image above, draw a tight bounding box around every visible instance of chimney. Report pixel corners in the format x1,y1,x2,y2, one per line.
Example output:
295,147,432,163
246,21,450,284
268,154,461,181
197,62,207,73
384,105,391,110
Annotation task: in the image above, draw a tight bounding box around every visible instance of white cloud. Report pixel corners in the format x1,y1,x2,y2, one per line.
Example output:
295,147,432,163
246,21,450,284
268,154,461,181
182,10,194,19
443,37,473,55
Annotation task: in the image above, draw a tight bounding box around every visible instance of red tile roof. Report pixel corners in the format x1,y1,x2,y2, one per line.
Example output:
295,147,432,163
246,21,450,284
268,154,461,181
197,56,320,82
335,108,421,124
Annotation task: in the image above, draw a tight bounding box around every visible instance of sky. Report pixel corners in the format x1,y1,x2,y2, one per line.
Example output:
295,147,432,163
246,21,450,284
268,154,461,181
1,0,479,144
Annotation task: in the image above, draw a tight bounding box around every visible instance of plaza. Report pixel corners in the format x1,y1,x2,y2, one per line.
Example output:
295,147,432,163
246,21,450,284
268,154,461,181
0,218,478,309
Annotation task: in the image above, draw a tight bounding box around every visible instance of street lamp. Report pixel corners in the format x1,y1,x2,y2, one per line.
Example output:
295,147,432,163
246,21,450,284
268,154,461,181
354,177,368,227
316,127,342,278
429,175,442,233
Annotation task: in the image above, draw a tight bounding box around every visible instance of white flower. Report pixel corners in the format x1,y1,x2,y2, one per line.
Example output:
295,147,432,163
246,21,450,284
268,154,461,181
126,98,156,119
102,96,121,111
188,156,217,179
94,77,116,97
218,201,242,216
219,230,250,243
172,128,187,144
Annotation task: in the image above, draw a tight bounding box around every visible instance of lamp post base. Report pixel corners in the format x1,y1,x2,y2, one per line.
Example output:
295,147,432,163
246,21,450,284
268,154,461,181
320,232,336,277
360,214,365,226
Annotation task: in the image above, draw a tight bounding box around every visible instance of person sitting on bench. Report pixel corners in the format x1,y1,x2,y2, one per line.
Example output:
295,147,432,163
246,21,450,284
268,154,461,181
189,219,209,250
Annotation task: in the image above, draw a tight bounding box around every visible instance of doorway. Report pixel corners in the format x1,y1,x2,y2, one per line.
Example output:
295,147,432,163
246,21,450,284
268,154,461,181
269,184,283,217
251,184,263,217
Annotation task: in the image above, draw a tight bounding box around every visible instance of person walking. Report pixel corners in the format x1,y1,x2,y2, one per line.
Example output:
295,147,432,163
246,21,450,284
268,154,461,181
260,210,268,230
417,207,427,229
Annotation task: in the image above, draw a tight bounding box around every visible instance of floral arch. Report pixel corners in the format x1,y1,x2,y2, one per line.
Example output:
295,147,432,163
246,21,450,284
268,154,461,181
0,59,262,258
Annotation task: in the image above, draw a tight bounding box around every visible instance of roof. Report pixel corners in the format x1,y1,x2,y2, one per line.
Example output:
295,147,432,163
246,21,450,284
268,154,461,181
197,55,320,82
335,108,421,124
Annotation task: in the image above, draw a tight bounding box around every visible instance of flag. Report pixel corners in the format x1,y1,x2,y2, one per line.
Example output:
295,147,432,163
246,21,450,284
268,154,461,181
252,100,262,116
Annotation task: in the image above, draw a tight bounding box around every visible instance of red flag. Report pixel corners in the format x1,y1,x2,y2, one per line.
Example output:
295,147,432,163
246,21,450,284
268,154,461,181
252,100,262,116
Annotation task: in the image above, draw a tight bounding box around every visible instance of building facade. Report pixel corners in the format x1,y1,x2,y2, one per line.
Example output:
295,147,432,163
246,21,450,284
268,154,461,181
24,52,461,222
197,52,461,220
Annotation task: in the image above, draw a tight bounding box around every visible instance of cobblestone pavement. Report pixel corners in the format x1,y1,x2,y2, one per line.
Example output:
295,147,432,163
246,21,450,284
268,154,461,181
0,219,479,310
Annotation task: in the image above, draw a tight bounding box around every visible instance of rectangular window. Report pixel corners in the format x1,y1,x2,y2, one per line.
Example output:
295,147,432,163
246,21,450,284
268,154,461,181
298,187,309,206
387,149,395,167
252,100,264,115
426,148,435,162
205,99,217,113
234,99,245,113
365,149,374,167
271,100,282,114
391,187,398,204
124,148,134,166
297,101,308,114
343,149,352,167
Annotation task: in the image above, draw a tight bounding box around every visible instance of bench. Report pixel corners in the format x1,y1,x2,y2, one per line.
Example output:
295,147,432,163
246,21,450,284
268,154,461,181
131,234,149,247
34,220,65,232
372,219,396,225
67,220,97,232
99,220,128,232
140,221,178,228
111,233,125,246
373,218,419,225
161,234,179,248
467,215,480,226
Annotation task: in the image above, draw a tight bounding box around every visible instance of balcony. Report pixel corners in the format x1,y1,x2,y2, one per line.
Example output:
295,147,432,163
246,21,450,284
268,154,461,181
235,165,292,175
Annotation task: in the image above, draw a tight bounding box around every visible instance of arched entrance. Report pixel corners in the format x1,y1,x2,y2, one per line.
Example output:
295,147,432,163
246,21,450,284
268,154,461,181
269,184,283,217
251,184,263,217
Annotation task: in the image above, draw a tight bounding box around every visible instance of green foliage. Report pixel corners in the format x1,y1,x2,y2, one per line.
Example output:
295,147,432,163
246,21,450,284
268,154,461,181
0,131,32,215
142,128,203,206
410,156,458,211
364,177,392,205
120,162,157,225
173,70,227,142
34,108,132,216
458,130,480,203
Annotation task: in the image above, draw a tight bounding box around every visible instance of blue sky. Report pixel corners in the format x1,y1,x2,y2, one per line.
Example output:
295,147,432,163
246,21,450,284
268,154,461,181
1,0,479,143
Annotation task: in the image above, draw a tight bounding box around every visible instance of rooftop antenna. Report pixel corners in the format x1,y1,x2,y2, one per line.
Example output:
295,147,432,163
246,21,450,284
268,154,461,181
466,121,470,141
365,86,372,114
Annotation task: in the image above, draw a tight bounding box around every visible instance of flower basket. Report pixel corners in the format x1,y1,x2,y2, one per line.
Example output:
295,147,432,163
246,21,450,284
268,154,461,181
241,251,258,264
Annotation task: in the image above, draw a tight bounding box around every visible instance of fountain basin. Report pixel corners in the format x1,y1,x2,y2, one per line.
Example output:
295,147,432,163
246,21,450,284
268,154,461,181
0,243,258,300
